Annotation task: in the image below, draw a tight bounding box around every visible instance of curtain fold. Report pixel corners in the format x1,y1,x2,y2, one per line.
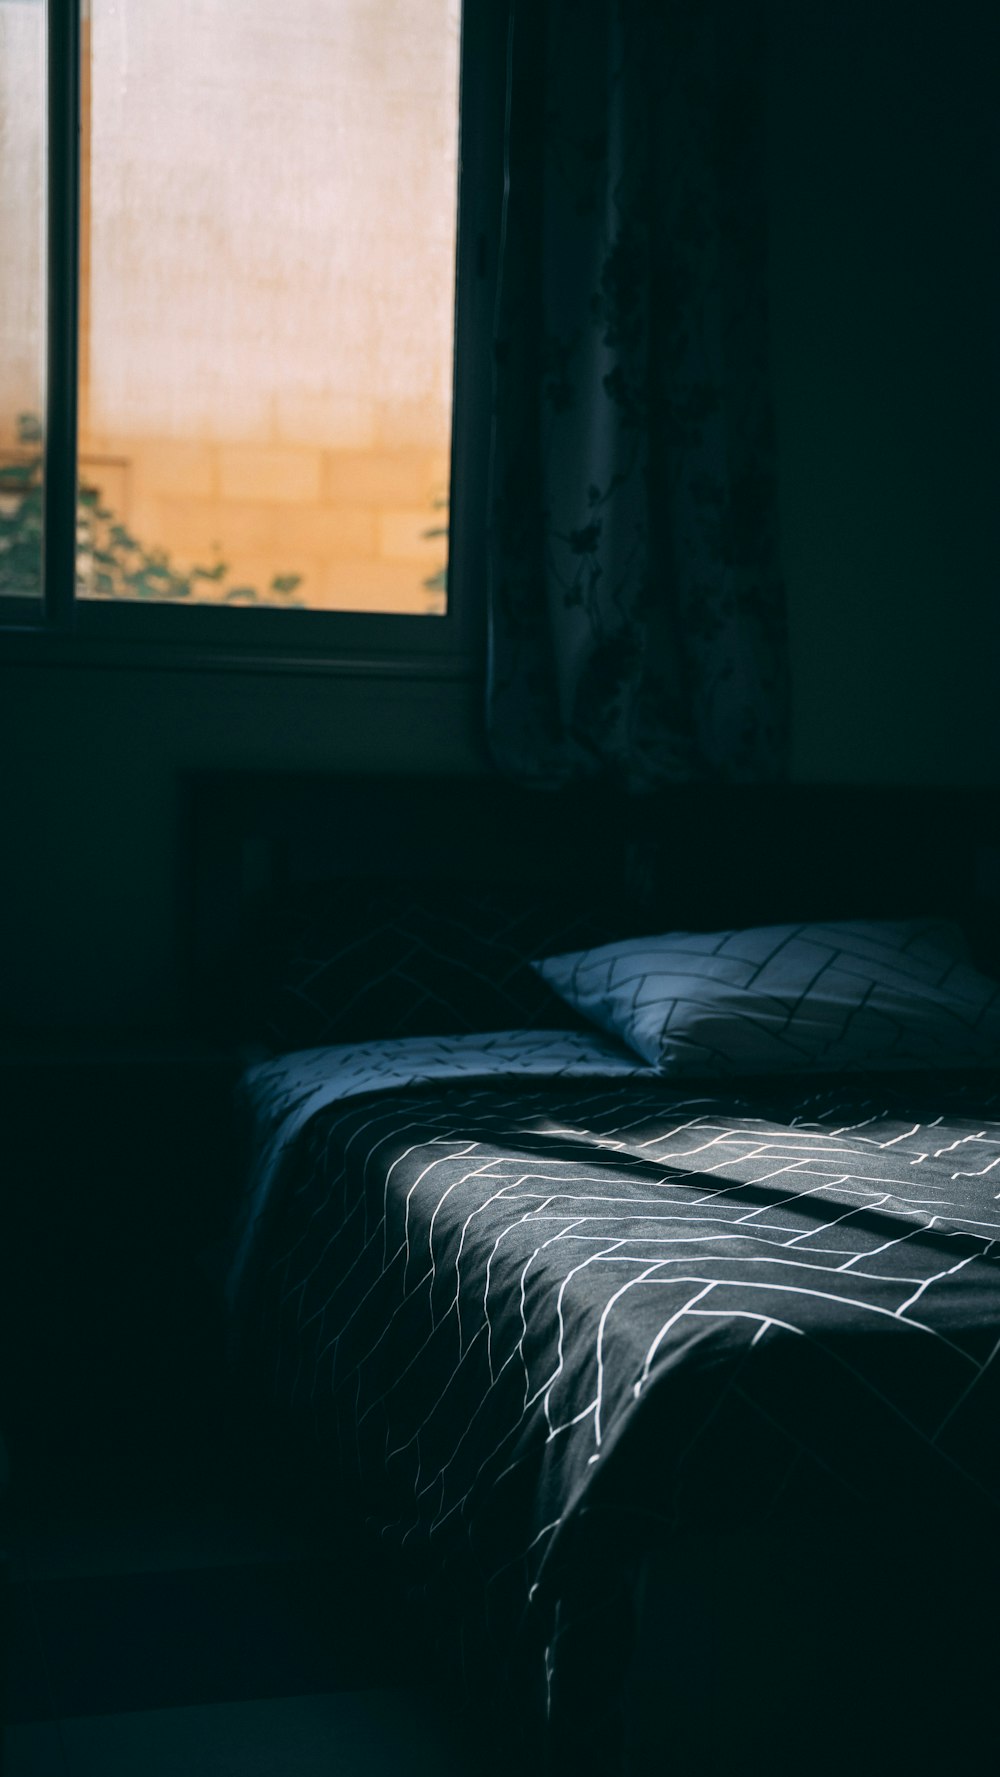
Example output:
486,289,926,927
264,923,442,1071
486,0,790,789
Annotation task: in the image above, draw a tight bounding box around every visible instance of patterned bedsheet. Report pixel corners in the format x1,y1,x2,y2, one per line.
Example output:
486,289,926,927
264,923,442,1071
223,1033,1000,1770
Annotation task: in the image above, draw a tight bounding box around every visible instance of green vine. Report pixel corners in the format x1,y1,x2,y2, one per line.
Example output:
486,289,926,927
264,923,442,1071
0,413,43,597
0,413,304,605
421,491,449,597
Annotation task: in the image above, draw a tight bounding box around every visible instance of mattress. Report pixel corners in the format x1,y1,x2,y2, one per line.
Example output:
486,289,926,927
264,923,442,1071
223,1031,1000,1772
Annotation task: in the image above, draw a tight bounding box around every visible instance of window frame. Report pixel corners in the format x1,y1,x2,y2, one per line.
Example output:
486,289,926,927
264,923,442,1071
0,0,507,677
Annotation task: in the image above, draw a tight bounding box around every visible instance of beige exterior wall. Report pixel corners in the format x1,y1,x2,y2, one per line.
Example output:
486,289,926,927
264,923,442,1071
0,1,45,449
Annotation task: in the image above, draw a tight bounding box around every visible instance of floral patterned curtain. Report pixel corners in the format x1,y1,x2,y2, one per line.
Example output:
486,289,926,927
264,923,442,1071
486,0,790,789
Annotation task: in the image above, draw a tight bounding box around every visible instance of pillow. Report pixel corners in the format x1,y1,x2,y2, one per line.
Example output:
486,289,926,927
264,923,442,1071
533,918,1000,1076
258,880,622,1051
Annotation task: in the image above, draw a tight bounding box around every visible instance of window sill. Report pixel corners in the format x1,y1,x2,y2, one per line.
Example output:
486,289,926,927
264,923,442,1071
0,620,480,680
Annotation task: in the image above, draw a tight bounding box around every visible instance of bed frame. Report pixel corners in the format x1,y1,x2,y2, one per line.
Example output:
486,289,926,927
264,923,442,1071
180,772,1000,1037
181,768,1000,1775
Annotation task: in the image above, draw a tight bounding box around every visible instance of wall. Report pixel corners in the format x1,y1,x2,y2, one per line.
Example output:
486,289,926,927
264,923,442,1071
0,1,44,451
1,0,998,1034
766,0,1000,781
0,666,486,1031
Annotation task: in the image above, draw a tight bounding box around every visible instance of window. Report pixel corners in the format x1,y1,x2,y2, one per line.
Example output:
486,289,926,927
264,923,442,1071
0,0,503,668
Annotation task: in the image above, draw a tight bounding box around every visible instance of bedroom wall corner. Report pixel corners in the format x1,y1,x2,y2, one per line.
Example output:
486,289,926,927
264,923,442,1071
766,0,1000,785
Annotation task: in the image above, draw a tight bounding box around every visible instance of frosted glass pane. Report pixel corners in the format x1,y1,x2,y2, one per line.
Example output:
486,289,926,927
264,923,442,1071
79,0,460,612
0,0,46,601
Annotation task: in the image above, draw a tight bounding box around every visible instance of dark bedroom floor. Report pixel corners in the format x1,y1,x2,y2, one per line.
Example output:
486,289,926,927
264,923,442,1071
4,1417,499,1777
0,1057,524,1777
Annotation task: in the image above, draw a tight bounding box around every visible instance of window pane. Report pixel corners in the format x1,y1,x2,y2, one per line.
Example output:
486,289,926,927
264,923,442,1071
0,0,46,602
79,0,460,613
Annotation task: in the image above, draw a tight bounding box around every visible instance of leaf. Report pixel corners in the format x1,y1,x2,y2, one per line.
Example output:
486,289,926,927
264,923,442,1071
269,574,302,595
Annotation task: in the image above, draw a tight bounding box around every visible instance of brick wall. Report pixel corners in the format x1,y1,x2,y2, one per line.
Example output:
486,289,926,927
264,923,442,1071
78,436,450,613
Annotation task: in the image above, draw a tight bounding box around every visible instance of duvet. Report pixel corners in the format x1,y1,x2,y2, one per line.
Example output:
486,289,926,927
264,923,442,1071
223,1031,1000,1770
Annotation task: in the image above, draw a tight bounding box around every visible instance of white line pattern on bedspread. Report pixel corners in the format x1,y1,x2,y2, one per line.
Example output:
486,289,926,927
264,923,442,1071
227,1043,1000,1767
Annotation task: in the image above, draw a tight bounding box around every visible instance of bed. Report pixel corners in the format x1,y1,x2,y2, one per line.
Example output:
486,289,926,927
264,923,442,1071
189,774,1000,1776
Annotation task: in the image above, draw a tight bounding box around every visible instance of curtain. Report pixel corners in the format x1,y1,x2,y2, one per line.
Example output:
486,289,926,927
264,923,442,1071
486,0,790,789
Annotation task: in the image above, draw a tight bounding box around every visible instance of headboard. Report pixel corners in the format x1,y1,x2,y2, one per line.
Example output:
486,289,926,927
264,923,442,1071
179,772,1000,1039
